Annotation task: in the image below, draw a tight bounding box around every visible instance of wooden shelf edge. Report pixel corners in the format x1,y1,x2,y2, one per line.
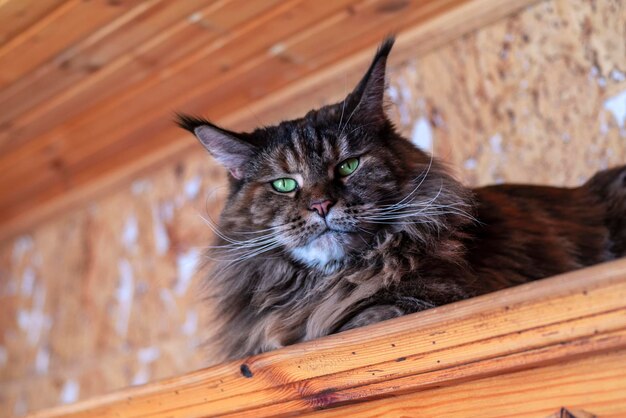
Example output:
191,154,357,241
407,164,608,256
29,258,626,418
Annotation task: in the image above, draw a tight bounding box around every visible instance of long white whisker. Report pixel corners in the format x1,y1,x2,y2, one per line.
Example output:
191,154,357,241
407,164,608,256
337,74,347,131
224,243,284,267
199,214,241,244
207,237,280,252
232,222,292,235
359,208,477,223
209,240,281,262
339,98,361,138
361,219,436,225
207,229,285,249
359,209,473,221
361,202,473,217
365,184,444,218
386,155,436,210
200,213,293,245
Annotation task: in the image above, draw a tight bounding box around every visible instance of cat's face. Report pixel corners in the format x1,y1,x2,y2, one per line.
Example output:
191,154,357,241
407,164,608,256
218,113,429,272
178,38,456,272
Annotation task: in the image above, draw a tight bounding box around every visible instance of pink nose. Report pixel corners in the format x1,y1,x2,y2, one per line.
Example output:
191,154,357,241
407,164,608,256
309,199,334,218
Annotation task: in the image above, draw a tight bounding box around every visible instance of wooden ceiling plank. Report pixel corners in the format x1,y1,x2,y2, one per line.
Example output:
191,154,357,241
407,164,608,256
1,0,473,214
0,0,292,180
0,0,538,239
0,0,504,211
56,0,367,165
0,16,311,211
0,0,167,124
0,0,223,148
0,0,148,88
0,0,68,47
230,0,537,138
57,0,467,181
0,0,357,194
59,0,460,167
0,0,293,154
178,0,467,121
0,0,75,54
48,0,389,165
287,0,459,63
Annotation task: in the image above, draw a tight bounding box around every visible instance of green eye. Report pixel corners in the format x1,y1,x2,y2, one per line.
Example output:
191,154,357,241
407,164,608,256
271,178,298,193
337,157,359,177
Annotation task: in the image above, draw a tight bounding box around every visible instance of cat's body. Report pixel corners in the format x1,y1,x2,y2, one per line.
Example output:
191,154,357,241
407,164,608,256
178,38,626,362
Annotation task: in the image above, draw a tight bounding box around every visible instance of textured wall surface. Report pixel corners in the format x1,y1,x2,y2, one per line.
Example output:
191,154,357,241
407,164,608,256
1,0,625,415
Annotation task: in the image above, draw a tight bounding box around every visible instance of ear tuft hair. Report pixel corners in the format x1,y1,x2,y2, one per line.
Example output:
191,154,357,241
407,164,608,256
374,35,395,63
175,113,213,133
175,113,256,179
344,36,396,126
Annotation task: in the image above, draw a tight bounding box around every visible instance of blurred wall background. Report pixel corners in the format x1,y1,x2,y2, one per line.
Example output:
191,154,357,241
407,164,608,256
0,0,625,415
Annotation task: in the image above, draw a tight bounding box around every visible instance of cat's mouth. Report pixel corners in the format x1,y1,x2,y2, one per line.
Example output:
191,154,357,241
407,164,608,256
316,227,345,238
313,226,360,244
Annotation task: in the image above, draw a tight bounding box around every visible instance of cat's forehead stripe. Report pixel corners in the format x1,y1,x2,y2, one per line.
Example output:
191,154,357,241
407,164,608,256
321,132,334,160
283,143,300,172
290,128,305,157
257,123,361,179
338,135,350,157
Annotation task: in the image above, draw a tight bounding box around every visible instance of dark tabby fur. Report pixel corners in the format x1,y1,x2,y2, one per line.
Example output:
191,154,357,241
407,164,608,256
177,37,626,362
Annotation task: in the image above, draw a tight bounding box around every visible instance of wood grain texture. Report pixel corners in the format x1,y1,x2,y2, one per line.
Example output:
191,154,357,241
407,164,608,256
0,0,537,241
305,350,626,417
27,258,626,417
0,0,147,88
0,0,67,47
1,0,625,415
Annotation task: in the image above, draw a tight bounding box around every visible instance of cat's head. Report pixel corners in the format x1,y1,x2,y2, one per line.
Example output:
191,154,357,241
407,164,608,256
178,37,470,273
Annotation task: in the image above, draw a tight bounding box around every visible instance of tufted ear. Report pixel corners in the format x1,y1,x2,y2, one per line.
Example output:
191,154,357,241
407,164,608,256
176,114,256,179
343,36,395,126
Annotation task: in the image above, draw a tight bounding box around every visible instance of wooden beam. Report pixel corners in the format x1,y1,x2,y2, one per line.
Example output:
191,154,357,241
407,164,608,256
305,351,626,417
28,258,626,417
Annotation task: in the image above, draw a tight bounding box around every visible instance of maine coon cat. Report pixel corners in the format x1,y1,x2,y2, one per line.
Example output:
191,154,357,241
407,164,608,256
177,37,626,362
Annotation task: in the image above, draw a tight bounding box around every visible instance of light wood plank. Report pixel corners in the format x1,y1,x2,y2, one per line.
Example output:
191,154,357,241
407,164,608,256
0,0,219,139
0,0,147,88
26,258,626,417
0,0,68,47
305,350,626,418
0,0,313,152
0,0,362,200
